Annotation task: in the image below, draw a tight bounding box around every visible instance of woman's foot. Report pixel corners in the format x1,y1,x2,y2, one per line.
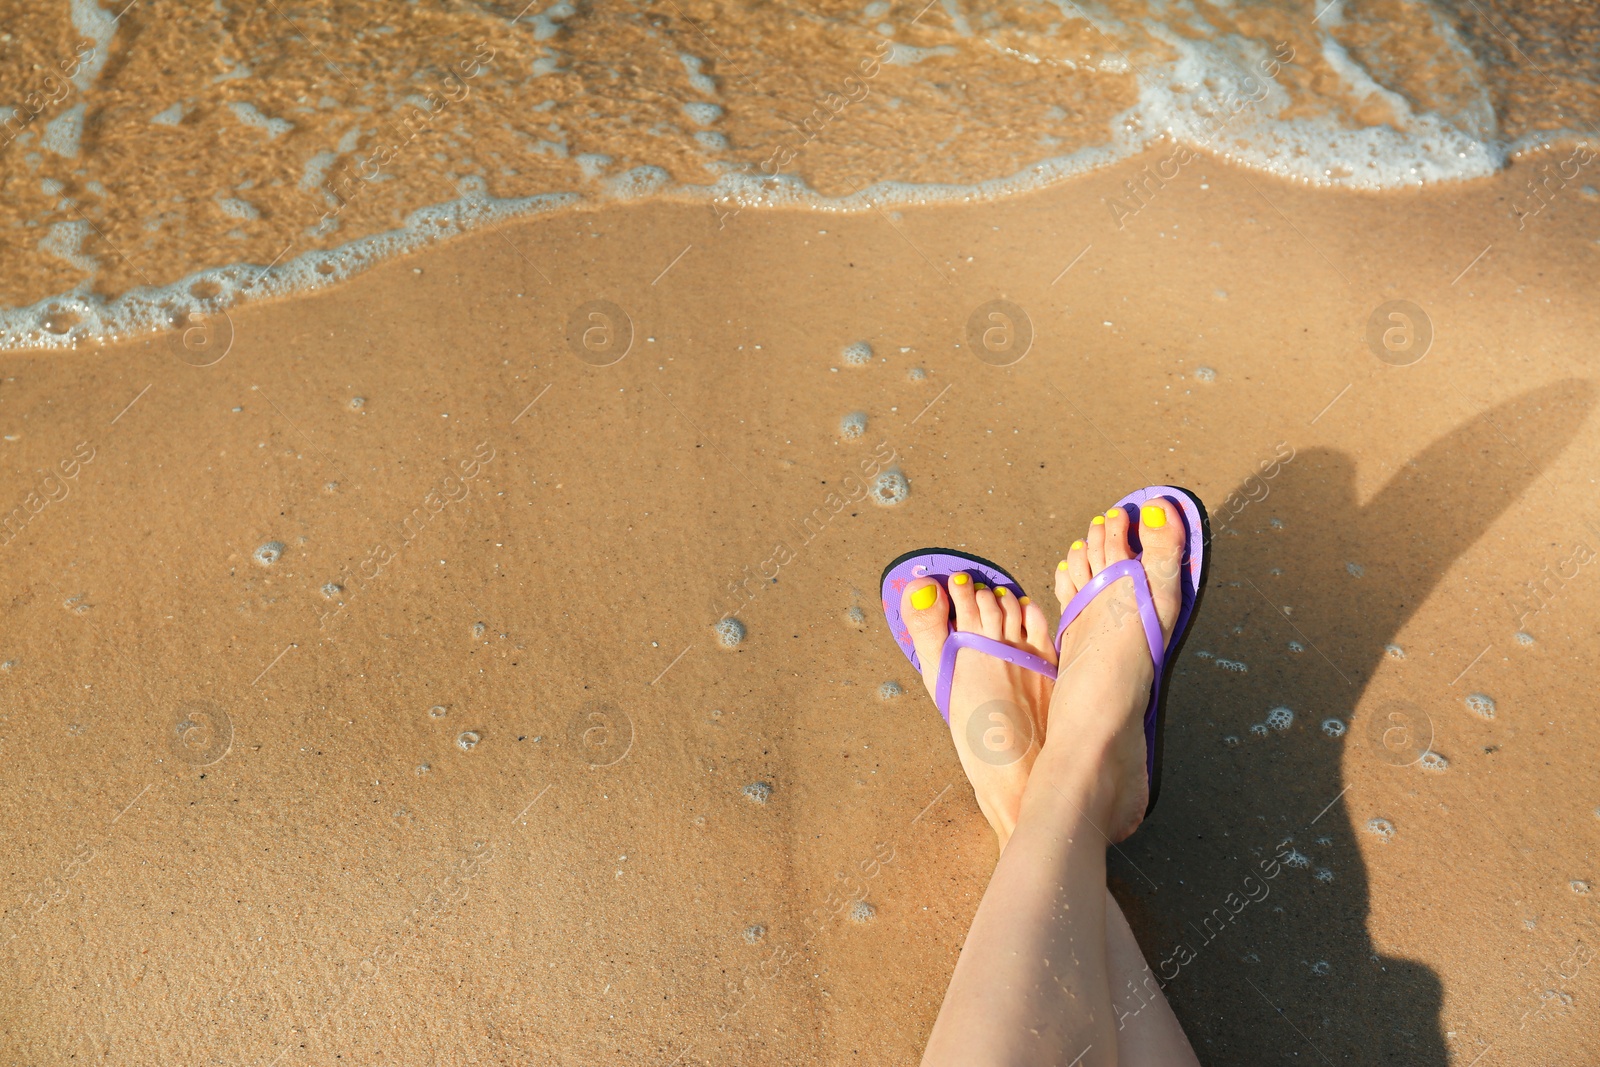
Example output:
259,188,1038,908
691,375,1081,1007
899,573,1057,849
1039,499,1187,842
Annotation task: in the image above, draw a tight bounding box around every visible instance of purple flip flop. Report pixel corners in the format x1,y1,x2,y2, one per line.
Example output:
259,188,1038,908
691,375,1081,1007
880,548,1058,724
1053,485,1210,816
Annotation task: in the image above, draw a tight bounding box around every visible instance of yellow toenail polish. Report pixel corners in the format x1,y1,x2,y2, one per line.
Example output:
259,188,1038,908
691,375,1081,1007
995,587,1007,597
1141,504,1167,528
1019,596,1031,605
952,573,970,586
974,583,988,592
910,584,938,610
1071,540,1086,550
1092,514,1106,526
1057,560,1070,571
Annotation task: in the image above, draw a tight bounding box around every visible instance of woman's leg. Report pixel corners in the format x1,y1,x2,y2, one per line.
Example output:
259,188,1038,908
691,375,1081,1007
920,500,1201,1066
921,744,1120,1065
1106,890,1200,1063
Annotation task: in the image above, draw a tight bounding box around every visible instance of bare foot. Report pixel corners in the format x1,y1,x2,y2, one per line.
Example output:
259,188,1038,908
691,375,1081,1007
1039,499,1187,842
900,572,1057,849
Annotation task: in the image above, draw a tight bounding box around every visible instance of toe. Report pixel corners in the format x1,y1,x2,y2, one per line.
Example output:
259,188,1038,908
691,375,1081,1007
1020,595,1057,664
1066,537,1091,590
1054,555,1074,608
1086,513,1107,572
1103,504,1133,563
972,582,1003,636
948,571,980,631
900,578,950,699
997,586,1023,644
1136,497,1187,640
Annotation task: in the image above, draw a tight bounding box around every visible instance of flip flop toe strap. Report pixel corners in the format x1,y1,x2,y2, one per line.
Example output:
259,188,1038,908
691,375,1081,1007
933,631,1058,722
1053,558,1166,675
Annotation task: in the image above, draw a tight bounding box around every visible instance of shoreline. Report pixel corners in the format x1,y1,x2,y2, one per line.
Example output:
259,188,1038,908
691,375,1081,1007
6,130,1595,355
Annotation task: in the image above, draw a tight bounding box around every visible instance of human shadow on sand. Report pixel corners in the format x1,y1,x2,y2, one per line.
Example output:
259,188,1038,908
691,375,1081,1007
1110,379,1594,1065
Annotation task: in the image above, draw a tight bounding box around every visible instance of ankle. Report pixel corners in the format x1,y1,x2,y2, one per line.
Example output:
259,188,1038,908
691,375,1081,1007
1020,745,1117,829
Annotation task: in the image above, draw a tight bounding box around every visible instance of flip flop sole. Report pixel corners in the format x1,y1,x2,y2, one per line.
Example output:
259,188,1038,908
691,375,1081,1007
1104,485,1211,817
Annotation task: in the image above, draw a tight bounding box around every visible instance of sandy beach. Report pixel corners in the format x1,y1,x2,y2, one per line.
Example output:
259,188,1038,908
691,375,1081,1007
1,133,1597,1064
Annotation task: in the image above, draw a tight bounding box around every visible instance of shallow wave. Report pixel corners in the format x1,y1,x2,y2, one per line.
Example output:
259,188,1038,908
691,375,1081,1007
1,0,1593,350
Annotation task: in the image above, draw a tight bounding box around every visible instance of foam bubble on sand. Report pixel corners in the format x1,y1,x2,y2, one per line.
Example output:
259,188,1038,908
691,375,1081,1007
1223,735,1240,747
253,541,284,566
1213,658,1248,672
65,0,112,82
42,104,87,158
680,54,718,96
227,101,293,139
1314,868,1334,883
714,617,746,648
320,582,343,598
603,166,671,199
1418,751,1449,772
1282,849,1310,869
1515,631,1535,646
1465,693,1496,719
1385,644,1405,659
456,730,481,751
844,606,866,627
1321,718,1346,738
575,153,612,179
1288,641,1304,653
1249,723,1268,737
429,705,448,718
840,412,867,439
742,781,771,804
1346,562,1365,578
842,341,873,365
742,924,766,943
216,197,260,221
1193,366,1217,382
1311,960,1331,976
877,681,903,700
1265,706,1293,731
681,102,723,126
848,901,876,923
907,367,927,381
1366,818,1395,841
415,762,430,775
1572,880,1592,896
348,396,366,410
871,470,909,506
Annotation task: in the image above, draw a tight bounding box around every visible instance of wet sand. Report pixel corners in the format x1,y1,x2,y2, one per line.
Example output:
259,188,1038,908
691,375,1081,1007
2,148,1598,1065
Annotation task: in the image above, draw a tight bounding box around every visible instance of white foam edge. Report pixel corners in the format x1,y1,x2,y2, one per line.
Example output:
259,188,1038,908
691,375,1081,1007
5,110,1587,351
0,191,580,352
